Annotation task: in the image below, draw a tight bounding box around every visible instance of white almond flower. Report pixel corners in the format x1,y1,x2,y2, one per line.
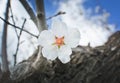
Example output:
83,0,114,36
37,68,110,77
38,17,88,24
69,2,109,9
38,20,80,63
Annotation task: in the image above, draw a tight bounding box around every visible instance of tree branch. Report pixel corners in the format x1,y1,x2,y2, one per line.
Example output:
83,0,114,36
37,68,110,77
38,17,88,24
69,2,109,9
19,0,37,27
36,0,47,32
9,1,19,39
1,0,10,73
46,11,66,20
0,63,2,79
0,16,38,38
14,19,26,66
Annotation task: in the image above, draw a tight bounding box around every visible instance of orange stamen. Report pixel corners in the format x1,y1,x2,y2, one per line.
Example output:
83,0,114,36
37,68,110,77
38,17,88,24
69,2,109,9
55,36,64,47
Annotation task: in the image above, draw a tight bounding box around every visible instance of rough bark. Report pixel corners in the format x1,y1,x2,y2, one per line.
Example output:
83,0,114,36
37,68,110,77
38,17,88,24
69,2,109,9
0,31,119,83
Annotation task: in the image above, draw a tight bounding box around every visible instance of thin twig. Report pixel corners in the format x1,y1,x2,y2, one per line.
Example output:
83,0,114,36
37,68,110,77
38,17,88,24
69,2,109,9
14,19,26,66
46,11,66,20
19,0,37,26
9,1,19,38
0,16,38,38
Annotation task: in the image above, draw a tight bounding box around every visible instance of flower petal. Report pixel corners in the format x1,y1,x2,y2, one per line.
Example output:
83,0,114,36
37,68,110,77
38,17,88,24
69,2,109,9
38,30,55,47
58,46,72,63
51,20,67,37
42,45,58,60
65,28,80,48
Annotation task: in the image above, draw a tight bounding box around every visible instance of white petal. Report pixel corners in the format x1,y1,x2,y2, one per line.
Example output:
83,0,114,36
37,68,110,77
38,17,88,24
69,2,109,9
42,45,58,60
51,20,67,37
65,28,80,48
58,46,72,63
38,30,55,47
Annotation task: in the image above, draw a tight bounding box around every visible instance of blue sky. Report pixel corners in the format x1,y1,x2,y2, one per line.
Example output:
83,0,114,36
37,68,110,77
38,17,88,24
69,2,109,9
84,0,120,30
28,0,120,30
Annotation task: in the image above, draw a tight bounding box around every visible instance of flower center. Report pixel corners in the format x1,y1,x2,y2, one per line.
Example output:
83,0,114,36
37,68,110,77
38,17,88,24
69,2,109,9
55,36,65,48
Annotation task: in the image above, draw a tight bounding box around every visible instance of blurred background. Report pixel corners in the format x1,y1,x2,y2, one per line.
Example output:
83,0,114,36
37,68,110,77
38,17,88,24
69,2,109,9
0,0,119,66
